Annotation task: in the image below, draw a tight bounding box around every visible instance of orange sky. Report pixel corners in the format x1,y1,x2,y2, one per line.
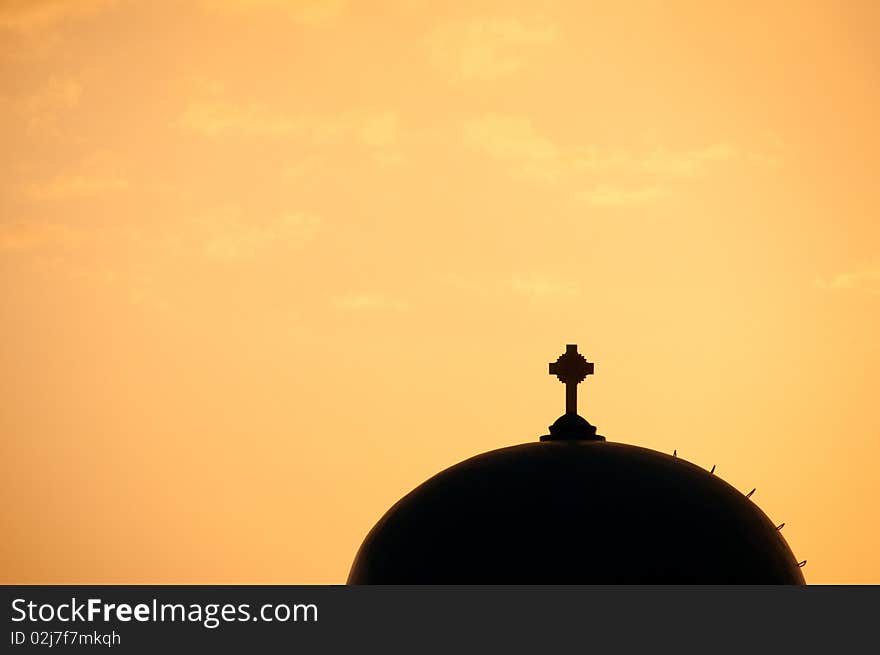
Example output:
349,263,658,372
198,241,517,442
1,0,878,584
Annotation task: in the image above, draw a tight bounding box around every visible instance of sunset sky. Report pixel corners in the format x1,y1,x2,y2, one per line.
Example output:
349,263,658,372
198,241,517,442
2,0,879,584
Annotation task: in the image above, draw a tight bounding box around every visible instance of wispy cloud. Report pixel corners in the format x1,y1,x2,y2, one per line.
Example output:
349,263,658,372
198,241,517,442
576,184,671,207
25,173,131,200
202,0,347,25
0,74,83,135
425,17,556,80
1,206,323,319
465,114,738,179
22,75,82,132
357,113,399,148
331,292,408,312
2,206,321,271
463,113,745,204
199,210,321,262
0,0,117,33
566,143,739,178
636,144,737,177
0,221,85,251
441,272,577,301
179,99,399,148
817,266,880,295
509,274,577,298
281,154,328,181
463,114,558,162
179,100,306,137
15,150,134,200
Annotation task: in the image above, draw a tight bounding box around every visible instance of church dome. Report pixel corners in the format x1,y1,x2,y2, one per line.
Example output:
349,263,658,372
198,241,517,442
348,345,805,584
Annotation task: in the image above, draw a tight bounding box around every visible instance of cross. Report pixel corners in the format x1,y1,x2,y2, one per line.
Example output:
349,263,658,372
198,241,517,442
548,344,594,416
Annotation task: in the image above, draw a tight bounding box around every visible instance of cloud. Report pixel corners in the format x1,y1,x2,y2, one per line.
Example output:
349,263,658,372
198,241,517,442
425,17,555,80
25,174,131,200
466,114,738,179
463,114,559,161
282,154,328,181
357,113,399,148
331,292,408,312
463,113,743,201
818,267,880,295
17,150,133,200
440,272,577,302
576,184,671,207
200,211,321,262
566,143,739,178
509,274,577,298
24,74,81,112
0,0,116,32
463,114,565,181
370,150,407,167
4,203,320,265
202,0,347,25
636,144,738,177
0,221,84,251
179,99,399,148
1,208,323,318
0,75,82,135
178,100,304,137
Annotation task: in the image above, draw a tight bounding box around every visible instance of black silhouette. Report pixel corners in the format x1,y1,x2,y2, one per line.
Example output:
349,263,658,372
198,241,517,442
348,345,805,584
548,343,593,415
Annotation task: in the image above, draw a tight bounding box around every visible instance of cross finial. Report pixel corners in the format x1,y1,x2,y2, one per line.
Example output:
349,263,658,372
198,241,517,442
548,344,594,416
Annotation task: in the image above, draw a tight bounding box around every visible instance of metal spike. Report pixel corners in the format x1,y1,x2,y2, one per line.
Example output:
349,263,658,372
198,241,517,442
710,464,716,474
746,488,756,498
798,560,807,568
776,523,785,530
673,449,677,457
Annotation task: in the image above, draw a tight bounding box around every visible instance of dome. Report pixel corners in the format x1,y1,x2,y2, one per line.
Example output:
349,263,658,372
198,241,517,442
348,440,804,584
348,345,805,584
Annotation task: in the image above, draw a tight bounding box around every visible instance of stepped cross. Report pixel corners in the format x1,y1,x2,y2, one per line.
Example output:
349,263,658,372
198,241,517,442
548,344,594,416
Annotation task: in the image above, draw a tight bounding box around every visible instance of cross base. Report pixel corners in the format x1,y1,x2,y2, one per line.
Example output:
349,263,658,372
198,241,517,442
540,413,604,442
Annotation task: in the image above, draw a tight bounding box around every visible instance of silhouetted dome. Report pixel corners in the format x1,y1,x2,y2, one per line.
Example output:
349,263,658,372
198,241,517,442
348,345,805,584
